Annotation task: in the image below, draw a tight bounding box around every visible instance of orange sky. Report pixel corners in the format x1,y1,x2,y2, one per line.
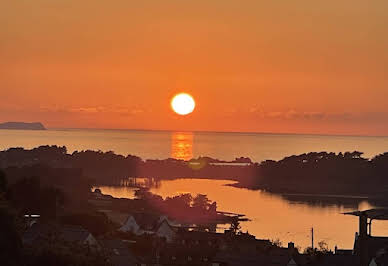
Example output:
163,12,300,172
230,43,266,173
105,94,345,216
1,1,388,135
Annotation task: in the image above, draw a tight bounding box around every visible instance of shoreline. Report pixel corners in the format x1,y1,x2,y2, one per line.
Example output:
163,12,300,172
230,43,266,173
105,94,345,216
227,182,376,200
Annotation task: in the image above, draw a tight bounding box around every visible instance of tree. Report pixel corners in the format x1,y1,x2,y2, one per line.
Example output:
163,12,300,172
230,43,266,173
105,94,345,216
208,201,217,213
23,241,112,266
192,194,210,211
229,218,241,235
0,170,7,200
303,240,331,255
0,208,22,266
165,193,193,210
0,169,7,193
60,211,114,236
8,177,64,220
271,238,282,247
317,240,330,253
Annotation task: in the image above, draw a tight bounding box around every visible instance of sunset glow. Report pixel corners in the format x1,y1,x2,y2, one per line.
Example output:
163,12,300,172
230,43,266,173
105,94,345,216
4,1,388,262
2,1,388,135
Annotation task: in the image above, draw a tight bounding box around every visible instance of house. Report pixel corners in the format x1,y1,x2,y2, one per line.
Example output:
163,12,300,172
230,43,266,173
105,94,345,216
156,219,177,243
119,215,142,235
158,215,179,226
311,254,360,266
176,230,224,248
61,225,99,246
119,213,165,234
23,223,98,247
369,254,388,266
100,239,138,266
334,245,353,255
345,208,388,266
211,251,307,266
119,213,179,243
175,228,272,253
211,240,311,266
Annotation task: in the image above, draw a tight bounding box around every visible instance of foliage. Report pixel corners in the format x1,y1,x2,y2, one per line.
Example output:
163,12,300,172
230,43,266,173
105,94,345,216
244,151,384,195
192,194,211,211
271,238,282,248
131,233,155,256
7,177,64,220
0,169,7,193
22,241,111,266
0,208,23,266
303,240,331,255
165,193,193,209
60,211,115,236
229,218,241,235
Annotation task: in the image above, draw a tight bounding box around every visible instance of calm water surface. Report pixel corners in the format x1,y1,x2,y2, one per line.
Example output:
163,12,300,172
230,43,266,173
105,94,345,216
3,129,388,249
1,128,388,161
97,179,388,250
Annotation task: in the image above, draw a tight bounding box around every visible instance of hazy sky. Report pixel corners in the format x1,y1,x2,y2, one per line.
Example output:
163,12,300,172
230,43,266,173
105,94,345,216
1,1,388,135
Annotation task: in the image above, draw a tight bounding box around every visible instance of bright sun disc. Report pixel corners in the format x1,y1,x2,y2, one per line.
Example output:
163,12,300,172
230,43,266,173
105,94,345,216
171,93,195,115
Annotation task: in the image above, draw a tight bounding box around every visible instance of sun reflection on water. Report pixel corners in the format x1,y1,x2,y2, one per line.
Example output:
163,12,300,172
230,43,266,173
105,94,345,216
171,132,193,161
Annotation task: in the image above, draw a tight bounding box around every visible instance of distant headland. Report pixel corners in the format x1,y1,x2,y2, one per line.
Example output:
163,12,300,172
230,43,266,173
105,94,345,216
0,122,46,130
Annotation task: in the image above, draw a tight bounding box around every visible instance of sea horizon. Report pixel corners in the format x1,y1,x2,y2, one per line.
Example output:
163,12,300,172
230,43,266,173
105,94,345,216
46,126,388,139
2,128,388,163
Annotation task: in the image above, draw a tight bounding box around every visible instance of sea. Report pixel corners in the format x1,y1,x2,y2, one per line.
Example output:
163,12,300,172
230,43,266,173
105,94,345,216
2,128,388,249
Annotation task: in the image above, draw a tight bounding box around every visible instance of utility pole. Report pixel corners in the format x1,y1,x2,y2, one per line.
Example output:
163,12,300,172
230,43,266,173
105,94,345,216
311,227,314,250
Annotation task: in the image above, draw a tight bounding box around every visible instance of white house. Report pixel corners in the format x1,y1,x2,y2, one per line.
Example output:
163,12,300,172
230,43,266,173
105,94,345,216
156,219,177,243
84,233,99,246
287,258,298,266
119,215,142,235
119,214,178,242
158,215,179,226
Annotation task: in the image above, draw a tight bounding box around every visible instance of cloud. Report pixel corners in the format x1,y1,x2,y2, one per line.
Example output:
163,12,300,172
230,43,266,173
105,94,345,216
69,107,102,113
37,105,146,116
245,107,388,126
249,109,326,120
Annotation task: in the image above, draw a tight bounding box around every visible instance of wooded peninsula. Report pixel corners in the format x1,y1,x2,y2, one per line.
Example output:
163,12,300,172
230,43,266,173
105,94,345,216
1,146,388,198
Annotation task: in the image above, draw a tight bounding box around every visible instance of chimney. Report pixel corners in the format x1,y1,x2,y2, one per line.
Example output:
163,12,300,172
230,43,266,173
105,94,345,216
288,242,296,255
359,213,368,266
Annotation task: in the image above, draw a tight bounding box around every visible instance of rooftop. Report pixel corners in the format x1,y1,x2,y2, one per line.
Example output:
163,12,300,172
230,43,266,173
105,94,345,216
344,209,388,220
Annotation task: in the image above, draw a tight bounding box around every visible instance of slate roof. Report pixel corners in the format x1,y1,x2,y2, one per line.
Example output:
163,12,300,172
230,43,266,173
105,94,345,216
23,223,93,245
126,213,162,231
213,251,300,266
345,209,388,220
371,253,388,266
354,235,388,260
310,254,360,266
100,239,138,266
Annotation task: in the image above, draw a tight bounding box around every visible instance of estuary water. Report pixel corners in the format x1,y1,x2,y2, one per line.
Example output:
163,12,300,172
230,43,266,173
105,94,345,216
2,128,388,249
96,179,388,251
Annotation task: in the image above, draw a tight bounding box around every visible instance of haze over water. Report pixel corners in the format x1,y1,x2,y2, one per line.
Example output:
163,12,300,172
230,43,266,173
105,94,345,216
1,128,388,162
3,128,388,249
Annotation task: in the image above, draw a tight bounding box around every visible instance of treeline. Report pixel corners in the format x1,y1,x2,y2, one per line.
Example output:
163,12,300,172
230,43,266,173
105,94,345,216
132,190,223,225
2,146,388,196
0,146,254,185
238,151,388,195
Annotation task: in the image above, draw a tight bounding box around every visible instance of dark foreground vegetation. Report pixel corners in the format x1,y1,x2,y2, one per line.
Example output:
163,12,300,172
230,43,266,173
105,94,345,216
2,146,388,266
0,170,111,266
0,168,357,266
240,151,388,196
1,146,388,197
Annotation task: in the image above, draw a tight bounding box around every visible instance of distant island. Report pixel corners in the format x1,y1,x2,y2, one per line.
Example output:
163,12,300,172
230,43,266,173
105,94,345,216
0,122,46,130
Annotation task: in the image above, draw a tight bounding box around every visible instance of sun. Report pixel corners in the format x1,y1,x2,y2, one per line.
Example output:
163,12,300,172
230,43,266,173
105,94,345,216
171,93,196,115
